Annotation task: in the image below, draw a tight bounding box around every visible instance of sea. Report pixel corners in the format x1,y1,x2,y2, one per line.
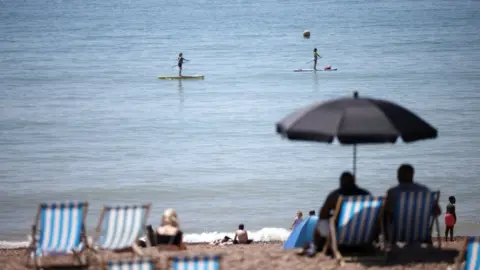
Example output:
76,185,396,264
1,0,479,248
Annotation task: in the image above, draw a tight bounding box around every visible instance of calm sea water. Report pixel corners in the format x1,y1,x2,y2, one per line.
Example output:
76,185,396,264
1,0,479,247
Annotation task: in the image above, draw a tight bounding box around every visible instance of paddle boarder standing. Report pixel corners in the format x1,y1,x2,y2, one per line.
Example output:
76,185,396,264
313,48,321,71
177,53,188,76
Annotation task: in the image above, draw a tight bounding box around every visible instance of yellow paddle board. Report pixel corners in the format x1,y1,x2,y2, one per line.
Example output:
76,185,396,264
158,75,205,80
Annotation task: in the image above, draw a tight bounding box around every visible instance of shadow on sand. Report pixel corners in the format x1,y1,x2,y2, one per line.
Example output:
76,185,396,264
353,244,459,267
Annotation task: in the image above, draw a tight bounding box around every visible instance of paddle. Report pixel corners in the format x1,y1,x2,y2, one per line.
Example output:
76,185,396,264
171,59,190,68
306,57,322,64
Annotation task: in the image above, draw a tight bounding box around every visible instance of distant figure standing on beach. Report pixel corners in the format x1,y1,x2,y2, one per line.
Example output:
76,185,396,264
291,210,303,229
445,196,457,242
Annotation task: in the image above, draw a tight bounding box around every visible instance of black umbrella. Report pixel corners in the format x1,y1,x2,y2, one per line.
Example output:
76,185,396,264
276,91,438,175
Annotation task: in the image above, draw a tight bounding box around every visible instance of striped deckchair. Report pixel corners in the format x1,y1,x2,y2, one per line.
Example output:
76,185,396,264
453,236,480,270
92,204,151,256
323,195,384,265
25,201,89,269
104,259,156,270
167,254,223,270
389,191,441,248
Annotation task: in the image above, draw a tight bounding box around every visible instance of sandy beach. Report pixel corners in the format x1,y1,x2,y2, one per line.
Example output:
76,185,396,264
0,237,464,269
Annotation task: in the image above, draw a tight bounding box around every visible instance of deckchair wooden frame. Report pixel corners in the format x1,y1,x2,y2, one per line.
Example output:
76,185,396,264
165,253,224,270
102,258,157,270
431,191,442,248
323,195,386,266
454,237,470,270
25,201,90,269
90,203,152,260
452,236,479,270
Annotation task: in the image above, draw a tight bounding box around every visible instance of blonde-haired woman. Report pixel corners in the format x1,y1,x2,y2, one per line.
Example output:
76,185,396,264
155,208,186,250
290,210,303,230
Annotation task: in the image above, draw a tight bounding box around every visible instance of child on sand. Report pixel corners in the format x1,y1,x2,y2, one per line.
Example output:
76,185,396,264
445,196,457,242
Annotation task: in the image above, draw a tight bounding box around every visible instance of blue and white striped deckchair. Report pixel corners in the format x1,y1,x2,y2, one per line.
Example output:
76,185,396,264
454,236,480,270
105,259,156,270
390,191,441,246
93,204,151,255
325,195,384,264
25,201,89,269
168,254,223,270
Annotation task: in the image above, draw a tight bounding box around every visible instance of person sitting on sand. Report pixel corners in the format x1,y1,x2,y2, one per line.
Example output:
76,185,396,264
233,224,253,244
155,208,187,250
291,210,303,229
311,171,371,253
384,164,441,243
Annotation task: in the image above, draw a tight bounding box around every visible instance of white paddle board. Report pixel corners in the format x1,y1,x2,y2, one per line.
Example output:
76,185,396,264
293,69,338,72
158,75,205,80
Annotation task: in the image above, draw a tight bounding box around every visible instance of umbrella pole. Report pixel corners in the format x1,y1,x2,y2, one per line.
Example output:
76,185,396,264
353,144,357,177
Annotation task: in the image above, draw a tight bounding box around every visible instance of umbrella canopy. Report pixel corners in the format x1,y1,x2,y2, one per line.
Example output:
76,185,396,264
283,216,319,249
276,92,438,174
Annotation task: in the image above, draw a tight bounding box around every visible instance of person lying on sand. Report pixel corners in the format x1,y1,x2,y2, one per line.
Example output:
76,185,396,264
211,236,234,246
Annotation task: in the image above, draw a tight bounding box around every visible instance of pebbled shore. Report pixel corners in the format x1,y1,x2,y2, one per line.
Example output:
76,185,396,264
0,238,465,269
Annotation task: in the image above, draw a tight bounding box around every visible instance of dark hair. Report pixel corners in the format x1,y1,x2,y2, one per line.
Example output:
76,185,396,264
340,171,355,187
314,48,317,51
398,164,414,182
309,210,315,216
238,224,244,230
449,196,456,204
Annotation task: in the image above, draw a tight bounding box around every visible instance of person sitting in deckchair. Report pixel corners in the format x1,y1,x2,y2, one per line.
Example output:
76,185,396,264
155,208,187,250
384,164,441,243
313,172,372,252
